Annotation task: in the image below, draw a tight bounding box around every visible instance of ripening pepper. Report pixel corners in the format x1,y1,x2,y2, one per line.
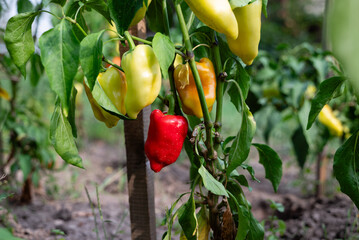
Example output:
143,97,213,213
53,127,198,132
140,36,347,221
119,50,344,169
318,104,344,137
130,0,152,27
145,109,188,172
227,0,262,65
84,81,120,128
97,66,127,115
122,45,161,119
174,58,216,118
184,0,238,39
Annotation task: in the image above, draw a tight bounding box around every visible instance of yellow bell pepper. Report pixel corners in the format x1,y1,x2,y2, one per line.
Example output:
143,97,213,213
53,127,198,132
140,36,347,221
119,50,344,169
97,66,127,115
184,0,238,39
84,81,119,128
318,104,344,137
122,44,161,119
227,0,262,65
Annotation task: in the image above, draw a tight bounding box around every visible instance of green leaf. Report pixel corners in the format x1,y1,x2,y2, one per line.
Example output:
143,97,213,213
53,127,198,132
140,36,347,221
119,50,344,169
178,193,198,240
19,154,31,181
65,0,89,41
198,165,228,197
152,33,175,80
17,0,33,13
84,0,112,23
108,0,143,35
306,76,346,130
333,131,359,209
227,107,256,175
39,19,80,117
146,0,165,33
229,0,252,9
0,228,24,240
228,61,251,112
49,0,66,6
91,81,131,120
291,126,309,169
50,101,84,168
80,30,105,90
4,12,39,77
252,143,282,192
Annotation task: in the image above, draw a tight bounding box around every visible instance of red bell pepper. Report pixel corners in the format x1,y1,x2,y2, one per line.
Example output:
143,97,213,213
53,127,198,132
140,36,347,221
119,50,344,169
145,109,188,172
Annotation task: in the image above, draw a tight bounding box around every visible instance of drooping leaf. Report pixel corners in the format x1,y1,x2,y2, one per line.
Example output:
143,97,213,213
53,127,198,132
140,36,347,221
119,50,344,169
291,126,309,169
65,0,89,41
4,12,39,77
152,32,175,80
227,107,256,175
178,193,198,240
29,54,44,86
84,0,112,23
307,76,346,130
68,88,78,138
333,131,359,209
108,0,144,35
198,165,228,197
39,19,80,117
50,101,83,168
80,30,105,90
252,143,282,192
146,0,165,33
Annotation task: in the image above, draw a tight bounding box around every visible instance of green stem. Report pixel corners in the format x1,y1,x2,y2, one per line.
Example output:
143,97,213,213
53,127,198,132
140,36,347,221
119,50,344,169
102,57,124,72
124,31,135,50
213,32,224,133
175,3,214,159
131,35,152,45
64,16,87,37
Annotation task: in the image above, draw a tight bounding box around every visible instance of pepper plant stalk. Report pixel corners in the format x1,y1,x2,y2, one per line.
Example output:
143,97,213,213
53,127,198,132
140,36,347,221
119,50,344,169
174,3,215,159
212,32,224,134
124,31,136,50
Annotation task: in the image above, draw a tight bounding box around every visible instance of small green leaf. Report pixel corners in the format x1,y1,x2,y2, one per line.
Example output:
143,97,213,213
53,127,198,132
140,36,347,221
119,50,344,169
4,12,39,77
152,33,175,80
227,107,256,175
65,0,89,41
39,19,80,117
229,0,252,9
50,101,83,168
84,0,112,23
262,0,268,18
80,30,105,90
68,88,78,138
108,0,143,35
253,143,282,192
198,165,228,197
333,131,359,209
178,193,198,240
306,76,346,130
146,0,165,33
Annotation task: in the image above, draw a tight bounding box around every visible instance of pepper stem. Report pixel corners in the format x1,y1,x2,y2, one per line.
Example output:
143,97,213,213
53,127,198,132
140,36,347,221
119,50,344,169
175,3,215,159
166,94,175,116
124,31,136,50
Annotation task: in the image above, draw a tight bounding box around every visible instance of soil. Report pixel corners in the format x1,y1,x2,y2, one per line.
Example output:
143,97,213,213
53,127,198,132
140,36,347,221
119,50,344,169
1,140,358,240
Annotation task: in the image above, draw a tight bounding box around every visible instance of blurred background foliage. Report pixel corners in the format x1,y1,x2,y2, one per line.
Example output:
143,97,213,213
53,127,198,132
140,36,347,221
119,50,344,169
1,0,354,200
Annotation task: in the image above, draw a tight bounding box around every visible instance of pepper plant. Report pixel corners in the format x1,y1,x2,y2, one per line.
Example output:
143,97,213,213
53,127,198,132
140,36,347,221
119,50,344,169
3,0,358,239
